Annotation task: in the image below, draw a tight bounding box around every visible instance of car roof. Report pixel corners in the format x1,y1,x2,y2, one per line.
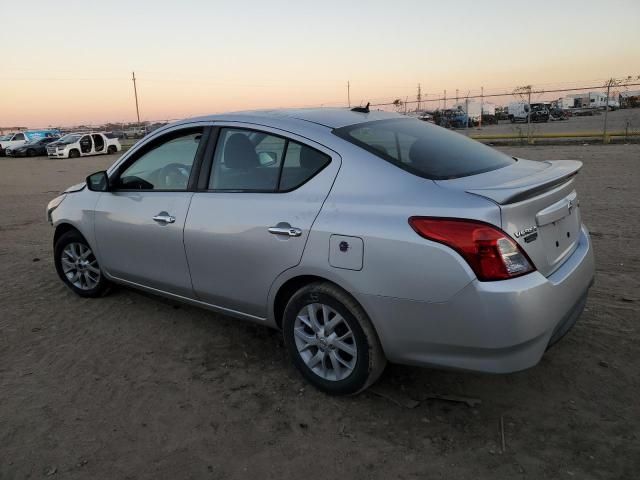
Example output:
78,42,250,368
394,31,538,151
187,107,404,129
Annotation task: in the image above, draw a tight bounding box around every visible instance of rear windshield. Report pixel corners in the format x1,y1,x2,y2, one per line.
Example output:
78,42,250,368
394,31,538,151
333,118,514,180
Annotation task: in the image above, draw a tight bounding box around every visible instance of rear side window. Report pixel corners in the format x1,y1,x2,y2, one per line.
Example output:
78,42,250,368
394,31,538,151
334,118,514,180
279,142,330,191
209,128,331,192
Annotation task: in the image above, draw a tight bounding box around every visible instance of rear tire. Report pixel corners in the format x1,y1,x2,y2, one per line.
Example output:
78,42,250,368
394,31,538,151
282,282,386,395
107,145,117,154
54,230,110,298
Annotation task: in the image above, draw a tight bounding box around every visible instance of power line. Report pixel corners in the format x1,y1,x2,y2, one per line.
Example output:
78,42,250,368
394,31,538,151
371,82,640,107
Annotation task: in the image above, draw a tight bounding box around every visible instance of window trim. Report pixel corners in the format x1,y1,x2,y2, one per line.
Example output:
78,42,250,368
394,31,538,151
198,125,332,194
110,126,211,193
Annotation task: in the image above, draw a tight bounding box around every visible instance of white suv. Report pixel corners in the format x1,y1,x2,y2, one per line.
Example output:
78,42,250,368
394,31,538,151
48,132,121,159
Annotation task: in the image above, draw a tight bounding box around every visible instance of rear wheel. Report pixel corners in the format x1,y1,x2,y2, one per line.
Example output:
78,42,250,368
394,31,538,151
107,145,117,154
282,282,386,395
54,230,109,297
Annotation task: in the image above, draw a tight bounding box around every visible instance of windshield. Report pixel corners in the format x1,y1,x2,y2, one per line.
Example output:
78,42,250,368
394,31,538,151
0,134,13,141
58,134,81,144
333,118,514,180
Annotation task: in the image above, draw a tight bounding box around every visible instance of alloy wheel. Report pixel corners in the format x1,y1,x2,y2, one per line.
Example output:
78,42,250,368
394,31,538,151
60,242,101,290
293,303,358,381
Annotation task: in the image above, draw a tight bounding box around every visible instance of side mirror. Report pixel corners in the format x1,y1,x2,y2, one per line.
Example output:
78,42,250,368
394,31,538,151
86,170,110,192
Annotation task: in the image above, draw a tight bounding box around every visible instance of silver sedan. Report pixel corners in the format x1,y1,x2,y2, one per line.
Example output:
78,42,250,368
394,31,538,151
47,108,595,395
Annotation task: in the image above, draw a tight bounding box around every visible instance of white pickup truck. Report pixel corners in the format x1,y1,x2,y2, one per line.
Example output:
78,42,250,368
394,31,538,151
47,132,121,159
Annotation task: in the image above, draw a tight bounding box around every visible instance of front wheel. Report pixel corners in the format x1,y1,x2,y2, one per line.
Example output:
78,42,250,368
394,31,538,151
282,282,386,395
54,230,110,297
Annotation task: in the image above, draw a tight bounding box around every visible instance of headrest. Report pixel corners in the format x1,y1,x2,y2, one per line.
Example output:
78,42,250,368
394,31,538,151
224,134,258,170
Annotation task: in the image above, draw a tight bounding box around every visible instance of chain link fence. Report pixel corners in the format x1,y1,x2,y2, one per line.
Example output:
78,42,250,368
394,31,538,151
367,78,640,144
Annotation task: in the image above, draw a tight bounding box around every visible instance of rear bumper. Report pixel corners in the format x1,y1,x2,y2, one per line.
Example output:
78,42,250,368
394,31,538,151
357,224,595,373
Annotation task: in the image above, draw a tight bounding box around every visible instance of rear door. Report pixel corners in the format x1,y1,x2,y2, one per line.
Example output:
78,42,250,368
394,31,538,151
184,125,339,318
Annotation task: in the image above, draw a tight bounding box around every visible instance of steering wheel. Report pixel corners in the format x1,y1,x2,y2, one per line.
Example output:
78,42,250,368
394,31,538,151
156,163,191,189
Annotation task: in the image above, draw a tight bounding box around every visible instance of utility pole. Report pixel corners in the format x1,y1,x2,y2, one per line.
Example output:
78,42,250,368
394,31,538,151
603,78,612,144
347,81,351,108
417,83,422,112
465,96,469,130
455,89,459,104
443,89,447,110
480,86,484,129
527,86,532,144
132,71,141,127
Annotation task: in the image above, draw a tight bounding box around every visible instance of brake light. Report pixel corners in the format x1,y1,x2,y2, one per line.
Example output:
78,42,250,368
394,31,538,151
408,217,535,281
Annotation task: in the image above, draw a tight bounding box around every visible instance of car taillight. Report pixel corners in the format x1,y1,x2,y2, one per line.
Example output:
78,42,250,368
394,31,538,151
408,217,535,281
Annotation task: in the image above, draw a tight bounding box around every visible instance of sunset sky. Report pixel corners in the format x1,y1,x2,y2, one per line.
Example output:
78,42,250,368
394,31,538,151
2,0,639,127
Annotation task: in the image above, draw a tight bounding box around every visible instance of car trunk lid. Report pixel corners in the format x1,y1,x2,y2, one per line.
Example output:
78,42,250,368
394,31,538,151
435,159,583,277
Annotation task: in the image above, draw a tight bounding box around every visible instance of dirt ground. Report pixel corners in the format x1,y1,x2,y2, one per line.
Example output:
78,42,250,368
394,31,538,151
1,144,639,479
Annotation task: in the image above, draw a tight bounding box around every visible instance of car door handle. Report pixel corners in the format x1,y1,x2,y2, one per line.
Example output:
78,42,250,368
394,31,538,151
268,225,302,237
152,214,176,224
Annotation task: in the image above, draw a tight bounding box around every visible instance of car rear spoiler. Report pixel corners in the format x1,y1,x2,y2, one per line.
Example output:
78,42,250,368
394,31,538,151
463,160,583,205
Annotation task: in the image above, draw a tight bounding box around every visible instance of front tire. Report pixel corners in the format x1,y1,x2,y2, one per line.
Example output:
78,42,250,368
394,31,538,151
54,230,109,298
282,282,386,395
68,149,80,158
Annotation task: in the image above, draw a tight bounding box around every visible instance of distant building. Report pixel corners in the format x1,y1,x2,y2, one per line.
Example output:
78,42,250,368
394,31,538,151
563,91,620,109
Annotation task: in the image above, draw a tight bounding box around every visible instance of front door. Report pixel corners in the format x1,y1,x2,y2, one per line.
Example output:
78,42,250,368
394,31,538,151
94,126,206,297
184,126,339,318
79,135,93,155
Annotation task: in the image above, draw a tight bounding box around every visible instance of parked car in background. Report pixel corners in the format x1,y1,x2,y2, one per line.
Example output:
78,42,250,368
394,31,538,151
508,102,549,123
434,109,471,128
549,108,569,121
47,108,594,395
123,127,146,139
494,106,509,121
47,132,121,159
5,136,60,157
0,129,61,155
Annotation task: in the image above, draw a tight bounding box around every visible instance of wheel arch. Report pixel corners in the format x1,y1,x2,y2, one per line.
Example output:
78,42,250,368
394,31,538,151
53,222,82,247
271,274,368,331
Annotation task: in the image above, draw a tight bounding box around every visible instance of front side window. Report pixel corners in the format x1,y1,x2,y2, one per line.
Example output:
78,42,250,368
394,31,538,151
209,128,331,192
118,129,202,190
14,133,25,141
334,118,514,180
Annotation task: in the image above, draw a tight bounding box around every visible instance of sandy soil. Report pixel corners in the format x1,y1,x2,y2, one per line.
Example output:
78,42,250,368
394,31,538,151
1,144,639,479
